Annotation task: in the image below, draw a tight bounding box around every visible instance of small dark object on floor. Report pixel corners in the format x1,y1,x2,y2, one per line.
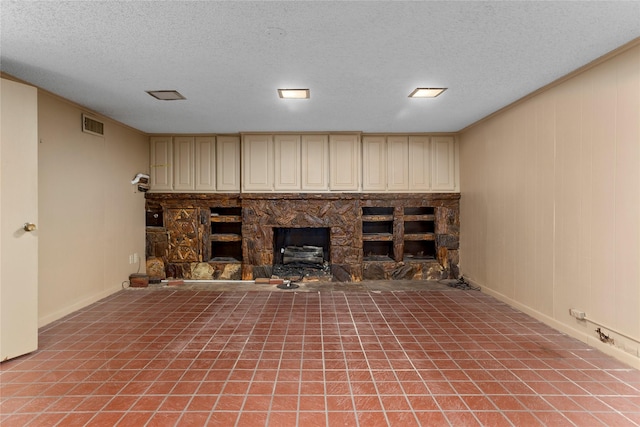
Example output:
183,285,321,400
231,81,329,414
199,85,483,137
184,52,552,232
277,280,299,289
446,277,480,291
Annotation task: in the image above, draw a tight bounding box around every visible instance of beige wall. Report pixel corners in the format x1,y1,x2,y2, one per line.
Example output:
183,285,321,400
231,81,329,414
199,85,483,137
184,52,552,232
459,44,640,367
38,91,148,326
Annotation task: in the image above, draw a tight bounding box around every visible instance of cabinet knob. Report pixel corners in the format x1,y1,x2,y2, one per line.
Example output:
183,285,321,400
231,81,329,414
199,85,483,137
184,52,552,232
23,222,37,232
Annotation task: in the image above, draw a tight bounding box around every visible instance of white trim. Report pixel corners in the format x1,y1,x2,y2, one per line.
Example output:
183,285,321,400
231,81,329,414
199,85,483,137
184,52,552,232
38,285,122,328
470,278,640,370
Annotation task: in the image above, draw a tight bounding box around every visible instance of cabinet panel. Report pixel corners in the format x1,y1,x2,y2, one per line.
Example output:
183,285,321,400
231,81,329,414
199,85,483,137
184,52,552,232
194,136,216,191
362,136,386,191
166,208,200,262
301,134,329,190
409,136,431,190
274,134,301,190
431,136,456,191
173,136,195,191
216,135,240,191
242,134,273,191
329,134,360,191
149,136,173,191
387,135,409,191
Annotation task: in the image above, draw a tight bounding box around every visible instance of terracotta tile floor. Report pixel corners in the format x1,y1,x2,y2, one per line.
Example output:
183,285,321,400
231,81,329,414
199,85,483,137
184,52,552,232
2,287,640,426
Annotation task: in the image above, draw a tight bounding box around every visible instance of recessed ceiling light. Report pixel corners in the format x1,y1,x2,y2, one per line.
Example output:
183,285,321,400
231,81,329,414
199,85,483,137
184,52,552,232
146,90,186,101
409,88,447,98
278,89,310,99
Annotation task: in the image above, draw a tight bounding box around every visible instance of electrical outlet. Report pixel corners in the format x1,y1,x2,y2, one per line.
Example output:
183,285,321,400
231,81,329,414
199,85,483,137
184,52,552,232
133,253,139,263
569,308,586,320
128,254,134,264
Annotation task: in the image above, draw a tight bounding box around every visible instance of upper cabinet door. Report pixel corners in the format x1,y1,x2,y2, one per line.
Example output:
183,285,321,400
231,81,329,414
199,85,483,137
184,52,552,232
408,135,431,190
330,134,360,191
216,135,240,191
301,134,329,191
242,134,274,191
431,136,456,191
362,135,387,191
274,134,301,191
194,136,216,191
173,136,195,191
387,135,409,191
149,136,173,191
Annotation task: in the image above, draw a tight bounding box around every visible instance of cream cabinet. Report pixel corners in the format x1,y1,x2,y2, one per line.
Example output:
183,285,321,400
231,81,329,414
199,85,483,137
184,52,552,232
152,132,457,194
408,135,430,190
173,136,195,191
174,136,218,191
431,136,456,191
194,136,216,191
150,135,240,192
301,134,329,190
362,135,411,192
149,136,173,191
362,136,386,191
361,135,457,192
330,134,360,191
274,134,301,190
242,134,274,191
216,136,240,191
386,135,409,191
243,133,337,192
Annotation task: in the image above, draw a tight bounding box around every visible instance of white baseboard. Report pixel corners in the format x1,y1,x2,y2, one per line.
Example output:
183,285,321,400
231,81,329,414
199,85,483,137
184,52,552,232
470,279,640,370
38,285,122,328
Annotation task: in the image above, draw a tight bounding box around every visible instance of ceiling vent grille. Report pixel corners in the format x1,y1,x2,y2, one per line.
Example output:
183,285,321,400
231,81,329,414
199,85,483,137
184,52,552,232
82,114,104,136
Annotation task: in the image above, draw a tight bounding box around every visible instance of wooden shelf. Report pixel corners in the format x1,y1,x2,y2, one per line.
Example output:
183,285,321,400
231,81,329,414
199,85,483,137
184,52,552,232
362,214,394,222
211,215,241,223
210,233,242,242
404,232,435,241
362,233,393,242
403,214,435,222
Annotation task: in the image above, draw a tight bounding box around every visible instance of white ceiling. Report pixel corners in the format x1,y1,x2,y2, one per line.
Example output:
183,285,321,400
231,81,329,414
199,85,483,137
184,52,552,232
1,1,639,134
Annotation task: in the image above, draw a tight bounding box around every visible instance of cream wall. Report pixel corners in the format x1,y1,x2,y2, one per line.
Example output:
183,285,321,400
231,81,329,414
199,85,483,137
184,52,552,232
38,91,148,326
459,43,640,367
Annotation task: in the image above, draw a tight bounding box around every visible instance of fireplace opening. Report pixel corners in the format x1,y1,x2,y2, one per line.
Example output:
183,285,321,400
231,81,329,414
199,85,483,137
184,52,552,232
272,227,331,279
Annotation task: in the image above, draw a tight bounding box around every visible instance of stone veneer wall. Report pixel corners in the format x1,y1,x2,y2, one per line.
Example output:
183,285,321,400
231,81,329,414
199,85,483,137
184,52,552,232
241,195,362,281
242,193,460,281
145,193,460,282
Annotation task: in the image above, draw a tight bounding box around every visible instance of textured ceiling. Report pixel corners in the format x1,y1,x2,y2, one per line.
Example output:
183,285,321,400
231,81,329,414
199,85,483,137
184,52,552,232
1,1,639,134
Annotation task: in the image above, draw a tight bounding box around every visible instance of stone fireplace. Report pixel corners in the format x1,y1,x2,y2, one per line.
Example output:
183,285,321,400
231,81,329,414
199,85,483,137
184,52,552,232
241,195,360,280
240,193,459,281
145,193,460,282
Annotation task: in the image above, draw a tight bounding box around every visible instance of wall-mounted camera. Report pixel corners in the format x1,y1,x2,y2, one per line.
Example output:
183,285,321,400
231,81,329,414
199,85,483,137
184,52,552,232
132,173,150,192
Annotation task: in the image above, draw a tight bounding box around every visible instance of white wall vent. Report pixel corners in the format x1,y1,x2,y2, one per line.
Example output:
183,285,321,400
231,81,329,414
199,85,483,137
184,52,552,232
82,114,104,136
